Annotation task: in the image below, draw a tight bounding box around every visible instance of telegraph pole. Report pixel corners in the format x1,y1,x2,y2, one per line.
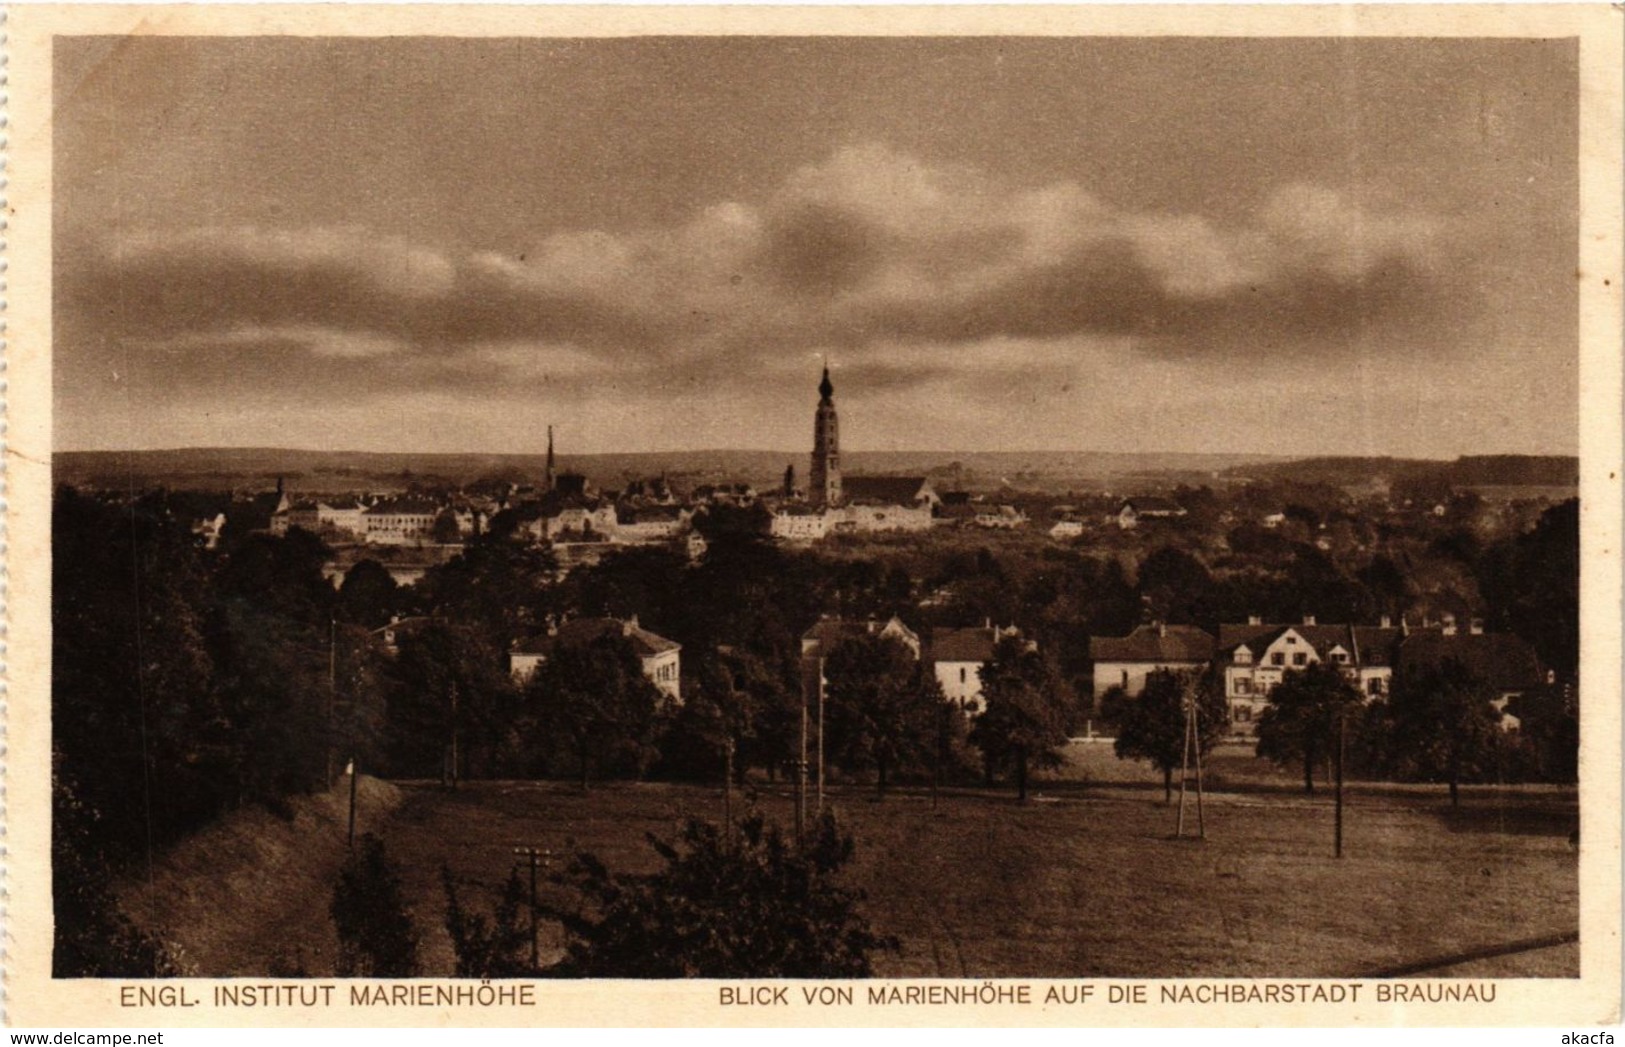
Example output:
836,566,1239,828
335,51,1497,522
448,681,460,790
512,846,550,970
347,757,359,850
1335,708,1346,858
795,682,808,843
816,671,826,817
327,613,337,787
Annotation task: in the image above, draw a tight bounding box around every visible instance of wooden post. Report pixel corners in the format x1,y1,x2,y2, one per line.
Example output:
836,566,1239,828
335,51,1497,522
327,614,337,788
816,671,826,816
1193,698,1205,839
1335,708,1346,858
512,846,549,970
449,681,460,790
1175,693,1191,837
796,682,808,843
347,758,358,850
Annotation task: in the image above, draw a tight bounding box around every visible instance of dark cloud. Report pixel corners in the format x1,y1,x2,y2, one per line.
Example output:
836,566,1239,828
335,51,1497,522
62,145,1462,409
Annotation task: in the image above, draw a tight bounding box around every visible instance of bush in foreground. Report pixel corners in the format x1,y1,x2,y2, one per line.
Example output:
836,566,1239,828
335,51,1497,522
542,812,897,977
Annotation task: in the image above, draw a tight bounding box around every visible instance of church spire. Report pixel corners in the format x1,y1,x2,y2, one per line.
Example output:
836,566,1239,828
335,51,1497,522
545,425,556,493
810,365,841,508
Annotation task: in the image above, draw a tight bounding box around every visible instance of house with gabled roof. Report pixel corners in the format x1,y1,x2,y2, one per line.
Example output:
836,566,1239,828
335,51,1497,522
1089,623,1215,702
1218,616,1413,729
800,615,922,714
929,623,1031,713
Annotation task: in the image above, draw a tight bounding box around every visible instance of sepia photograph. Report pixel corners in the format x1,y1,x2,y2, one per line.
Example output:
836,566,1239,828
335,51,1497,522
6,3,1622,1029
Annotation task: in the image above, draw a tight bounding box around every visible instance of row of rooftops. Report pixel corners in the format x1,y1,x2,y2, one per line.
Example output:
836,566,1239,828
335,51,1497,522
1090,617,1546,689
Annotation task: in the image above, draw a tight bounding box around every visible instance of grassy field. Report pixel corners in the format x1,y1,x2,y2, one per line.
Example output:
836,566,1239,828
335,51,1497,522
371,744,1578,979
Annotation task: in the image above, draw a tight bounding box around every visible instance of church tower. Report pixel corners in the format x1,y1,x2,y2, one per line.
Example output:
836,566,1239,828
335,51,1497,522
809,366,841,507
544,425,556,493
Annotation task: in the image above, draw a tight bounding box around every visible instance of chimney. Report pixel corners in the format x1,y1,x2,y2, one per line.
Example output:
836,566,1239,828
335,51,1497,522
1470,618,1484,635
627,614,640,632
1303,614,1316,626
1248,614,1263,626
1380,614,1392,629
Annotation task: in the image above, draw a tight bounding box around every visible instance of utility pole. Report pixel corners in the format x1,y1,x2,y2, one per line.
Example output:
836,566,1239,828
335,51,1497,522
816,670,826,817
512,846,550,971
1335,707,1346,858
795,681,808,843
327,613,337,788
448,681,460,790
347,757,359,850
1175,683,1206,839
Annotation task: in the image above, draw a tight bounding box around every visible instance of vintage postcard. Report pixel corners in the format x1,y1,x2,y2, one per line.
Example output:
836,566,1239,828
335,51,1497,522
4,3,1621,1029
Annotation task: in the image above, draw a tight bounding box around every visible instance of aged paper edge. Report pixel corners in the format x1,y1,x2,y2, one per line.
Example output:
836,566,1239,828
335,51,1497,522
3,3,1621,1029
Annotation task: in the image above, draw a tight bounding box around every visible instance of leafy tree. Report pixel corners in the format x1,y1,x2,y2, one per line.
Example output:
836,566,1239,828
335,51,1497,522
970,636,1073,801
1505,680,1578,784
1111,668,1228,802
331,834,421,977
821,634,937,797
525,633,665,787
541,812,896,977
415,537,559,652
337,560,401,629
1477,499,1579,679
384,622,519,780
1136,547,1213,625
1254,661,1363,795
1389,658,1504,806
54,486,229,855
52,767,178,977
432,509,464,545
442,866,538,977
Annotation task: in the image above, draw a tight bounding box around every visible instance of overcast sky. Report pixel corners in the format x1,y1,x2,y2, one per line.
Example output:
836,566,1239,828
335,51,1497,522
54,36,1578,457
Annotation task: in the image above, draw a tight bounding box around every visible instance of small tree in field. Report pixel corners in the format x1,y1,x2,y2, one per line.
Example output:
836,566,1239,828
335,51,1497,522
1390,657,1504,807
1113,668,1228,802
970,636,1071,802
525,634,665,788
822,633,939,798
331,834,420,977
442,865,537,977
1255,661,1363,795
541,811,896,977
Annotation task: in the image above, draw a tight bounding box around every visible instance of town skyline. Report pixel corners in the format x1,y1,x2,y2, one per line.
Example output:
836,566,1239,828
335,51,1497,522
55,36,1579,459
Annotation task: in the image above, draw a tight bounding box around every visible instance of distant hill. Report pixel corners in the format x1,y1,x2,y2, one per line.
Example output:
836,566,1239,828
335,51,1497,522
1221,455,1578,492
54,447,1289,496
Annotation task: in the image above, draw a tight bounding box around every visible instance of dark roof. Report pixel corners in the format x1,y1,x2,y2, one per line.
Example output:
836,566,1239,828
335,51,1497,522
1399,632,1544,691
843,476,931,505
1122,496,1185,514
513,617,680,659
930,626,1002,664
617,504,684,524
940,491,974,507
365,497,441,516
801,616,920,655
1089,624,1214,663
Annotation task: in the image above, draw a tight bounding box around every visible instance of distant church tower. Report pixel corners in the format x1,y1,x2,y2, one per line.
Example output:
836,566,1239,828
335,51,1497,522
544,425,556,493
809,366,841,507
